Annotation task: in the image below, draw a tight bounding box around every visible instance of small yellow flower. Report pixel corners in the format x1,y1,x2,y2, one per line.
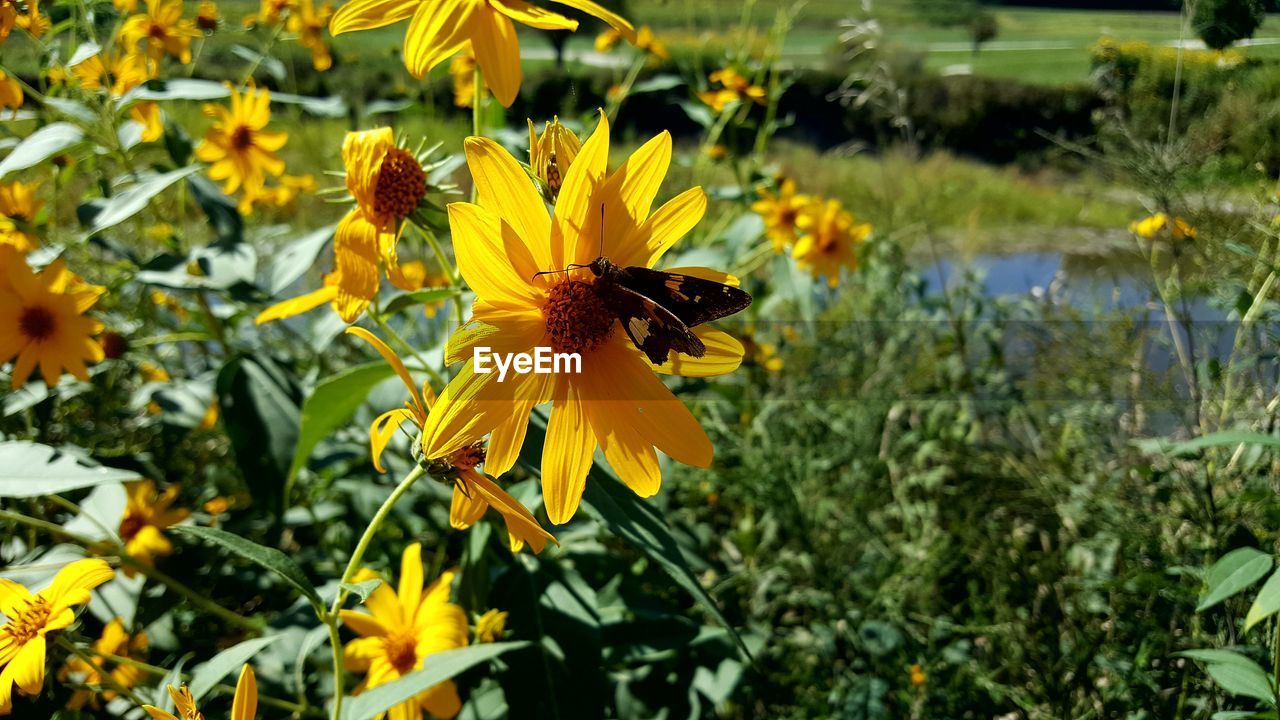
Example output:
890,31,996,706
474,609,507,643
196,0,219,31
528,116,581,203
792,198,870,287
387,260,451,316
449,45,479,109
0,559,115,715
595,27,622,52
0,0,16,40
698,67,766,112
1129,212,1196,241
72,50,152,97
243,0,295,27
705,144,727,160
341,545,468,719
0,256,105,389
329,0,634,106
635,26,668,60
0,70,22,117
0,181,42,253
195,83,288,196
287,0,333,71
756,342,783,372
131,101,164,142
910,663,926,686
202,495,230,514
143,664,258,720
138,361,170,382
198,402,219,430
119,0,200,66
60,618,149,710
118,480,190,575
13,0,45,38
113,0,138,12
752,178,811,252
350,327,556,553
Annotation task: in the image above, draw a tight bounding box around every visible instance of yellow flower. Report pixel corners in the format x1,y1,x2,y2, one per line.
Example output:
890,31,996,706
256,127,427,324
143,664,258,720
698,67,765,112
635,26,667,60
60,618,148,710
287,0,334,71
13,0,45,38
120,0,200,66
387,260,451,316
528,116,581,203
449,45,478,109
0,181,42,253
756,342,783,372
139,361,170,382
0,559,115,716
0,71,22,117
194,83,288,195
594,27,621,53
474,609,507,643
341,545,468,719
705,144,726,160
420,114,745,525
118,480,190,575
349,327,556,554
792,199,870,287
243,0,295,27
113,0,138,12
752,178,811,252
329,0,634,107
199,402,220,429
0,0,16,40
72,50,152,97
910,663,926,686
131,101,164,142
0,257,105,389
1129,212,1196,241
196,0,219,31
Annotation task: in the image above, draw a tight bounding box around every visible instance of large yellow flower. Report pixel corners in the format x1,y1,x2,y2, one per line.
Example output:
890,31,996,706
0,181,42,253
287,0,334,71
791,199,870,288
118,480,190,575
0,257,105,389
143,664,258,720
349,327,556,554
752,178,811,253
528,116,580,203
419,115,744,525
0,559,115,716
60,617,148,710
342,544,468,720
72,49,151,96
119,0,200,65
195,84,288,196
329,0,633,107
256,127,427,324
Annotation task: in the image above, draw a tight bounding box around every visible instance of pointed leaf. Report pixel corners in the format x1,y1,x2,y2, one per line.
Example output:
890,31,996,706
84,166,201,237
1199,548,1273,612
0,442,140,497
174,526,322,610
1246,569,1280,632
188,635,281,702
340,643,528,720
287,361,396,484
0,123,86,178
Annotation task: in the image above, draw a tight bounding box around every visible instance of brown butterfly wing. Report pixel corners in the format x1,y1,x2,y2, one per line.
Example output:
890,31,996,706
613,266,752,328
594,280,705,364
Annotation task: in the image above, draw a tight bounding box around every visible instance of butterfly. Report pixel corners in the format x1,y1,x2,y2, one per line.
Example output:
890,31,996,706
538,206,752,364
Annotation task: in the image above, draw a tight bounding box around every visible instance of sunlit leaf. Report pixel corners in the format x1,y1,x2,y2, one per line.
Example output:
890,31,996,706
1198,547,1273,612
84,166,201,237
0,442,139,497
340,643,529,720
174,526,323,610
0,123,86,179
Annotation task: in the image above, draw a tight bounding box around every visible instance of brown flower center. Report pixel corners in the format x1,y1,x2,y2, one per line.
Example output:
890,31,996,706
119,513,145,542
2,597,51,644
543,280,615,355
383,632,418,674
147,23,167,40
19,305,56,342
230,125,255,151
779,207,797,227
450,442,486,471
373,148,426,219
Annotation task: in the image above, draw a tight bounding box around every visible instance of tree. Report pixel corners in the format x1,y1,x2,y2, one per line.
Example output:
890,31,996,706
1192,0,1266,50
969,10,1000,54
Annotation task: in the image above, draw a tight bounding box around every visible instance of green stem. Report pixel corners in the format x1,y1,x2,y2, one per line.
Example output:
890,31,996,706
370,310,445,389
325,464,427,720
604,53,646,123
471,63,483,202
56,637,150,709
0,509,261,632
418,225,466,336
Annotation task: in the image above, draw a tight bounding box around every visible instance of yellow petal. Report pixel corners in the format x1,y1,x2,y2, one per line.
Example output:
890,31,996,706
231,665,257,720
629,186,706,269
11,636,44,694
256,285,339,324
403,0,473,79
46,558,114,613
469,7,521,107
421,357,550,459
333,210,382,322
483,371,550,477
647,328,744,378
0,579,33,617
447,202,544,309
542,379,595,524
583,395,660,497
463,136,552,270
330,0,418,35
466,470,557,553
398,542,424,613
550,0,633,39
553,111,609,269
143,708,180,720
450,481,489,529
338,609,388,637
445,309,548,366
370,408,418,473
600,131,671,266
491,0,576,30
346,326,426,420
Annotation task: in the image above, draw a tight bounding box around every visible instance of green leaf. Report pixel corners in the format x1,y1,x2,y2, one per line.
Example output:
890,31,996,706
1245,569,1280,631
1149,431,1280,457
267,226,334,295
340,643,528,720
217,356,302,519
1199,548,1273,612
84,166,201,237
0,123,86,178
132,79,229,102
339,579,383,603
1179,648,1276,705
188,635,281,702
174,526,323,610
0,442,140,497
287,361,396,484
382,288,460,316
631,75,684,94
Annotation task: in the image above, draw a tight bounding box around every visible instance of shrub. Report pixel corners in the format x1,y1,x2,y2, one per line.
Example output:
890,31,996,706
1193,0,1266,50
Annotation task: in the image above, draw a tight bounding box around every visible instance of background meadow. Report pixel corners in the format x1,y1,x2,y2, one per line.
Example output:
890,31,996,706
7,0,1280,718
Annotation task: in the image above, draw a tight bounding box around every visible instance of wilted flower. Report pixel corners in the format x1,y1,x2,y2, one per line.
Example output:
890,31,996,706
341,545,468,719
528,116,581,203
0,559,115,715
329,0,634,106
